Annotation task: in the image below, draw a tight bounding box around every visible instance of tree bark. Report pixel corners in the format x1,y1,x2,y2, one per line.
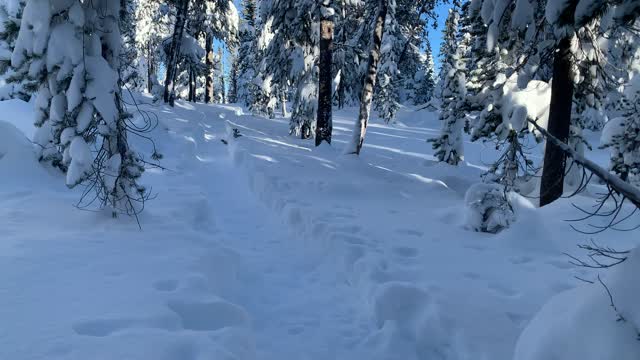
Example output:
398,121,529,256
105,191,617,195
219,47,226,103
163,0,189,106
205,32,214,103
280,86,288,117
345,0,387,155
316,2,335,146
147,42,154,94
540,36,575,207
188,65,196,102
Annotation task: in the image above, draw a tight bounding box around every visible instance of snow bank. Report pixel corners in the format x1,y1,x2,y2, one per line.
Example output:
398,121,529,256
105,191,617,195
514,248,640,360
0,119,51,186
0,98,36,138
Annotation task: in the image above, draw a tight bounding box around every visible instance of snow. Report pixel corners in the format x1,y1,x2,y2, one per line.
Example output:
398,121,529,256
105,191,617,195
514,247,640,360
502,77,551,136
1,95,639,360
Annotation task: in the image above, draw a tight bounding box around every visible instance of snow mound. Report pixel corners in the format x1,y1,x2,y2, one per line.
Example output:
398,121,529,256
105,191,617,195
0,98,36,138
464,183,516,233
0,119,50,186
514,247,640,360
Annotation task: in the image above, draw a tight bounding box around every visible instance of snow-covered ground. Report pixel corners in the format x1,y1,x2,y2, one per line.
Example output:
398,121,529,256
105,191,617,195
1,97,638,359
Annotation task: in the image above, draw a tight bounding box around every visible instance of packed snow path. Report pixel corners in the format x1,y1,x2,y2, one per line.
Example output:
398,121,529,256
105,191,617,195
1,98,637,360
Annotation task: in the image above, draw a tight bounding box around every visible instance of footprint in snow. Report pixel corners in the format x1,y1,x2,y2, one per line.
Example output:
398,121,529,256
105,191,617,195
153,279,179,292
167,299,249,331
73,315,178,337
487,282,520,298
392,246,419,258
395,228,424,237
509,255,533,265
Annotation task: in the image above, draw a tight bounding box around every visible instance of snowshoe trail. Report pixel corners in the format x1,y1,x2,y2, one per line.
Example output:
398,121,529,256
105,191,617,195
175,103,372,360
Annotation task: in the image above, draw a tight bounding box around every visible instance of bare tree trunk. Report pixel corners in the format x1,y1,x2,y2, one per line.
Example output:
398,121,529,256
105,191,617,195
163,0,189,106
345,0,387,155
205,32,214,104
316,1,335,146
540,36,574,206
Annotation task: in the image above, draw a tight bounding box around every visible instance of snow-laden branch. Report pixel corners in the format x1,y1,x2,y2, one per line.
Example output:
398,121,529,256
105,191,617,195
529,119,640,207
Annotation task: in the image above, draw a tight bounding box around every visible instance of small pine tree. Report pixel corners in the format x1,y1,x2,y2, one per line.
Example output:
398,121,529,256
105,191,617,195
430,4,465,165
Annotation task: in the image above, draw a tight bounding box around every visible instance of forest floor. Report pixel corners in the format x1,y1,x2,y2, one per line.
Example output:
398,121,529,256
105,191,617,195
0,96,637,360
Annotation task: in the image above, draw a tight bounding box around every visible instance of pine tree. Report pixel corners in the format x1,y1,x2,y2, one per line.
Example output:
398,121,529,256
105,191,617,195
133,0,172,94
13,0,147,216
413,37,436,105
228,50,239,103
0,0,36,101
164,0,191,105
374,2,401,124
333,1,368,108
430,3,465,165
236,0,258,108
262,0,319,137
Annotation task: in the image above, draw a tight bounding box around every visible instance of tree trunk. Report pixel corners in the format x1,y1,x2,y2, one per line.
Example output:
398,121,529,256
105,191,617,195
147,42,154,93
205,32,214,104
188,65,196,102
345,0,387,155
219,48,226,103
163,0,189,106
316,2,335,146
281,86,288,117
540,36,574,206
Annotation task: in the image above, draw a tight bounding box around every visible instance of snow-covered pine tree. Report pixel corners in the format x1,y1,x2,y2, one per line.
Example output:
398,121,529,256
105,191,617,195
395,0,436,104
0,0,34,101
164,0,190,105
228,50,239,103
263,0,319,137
333,0,367,108
216,47,226,103
413,37,436,105
120,0,140,90
430,2,465,165
13,0,147,216
133,0,172,94
236,0,260,108
566,19,608,188
374,2,401,124
601,89,640,186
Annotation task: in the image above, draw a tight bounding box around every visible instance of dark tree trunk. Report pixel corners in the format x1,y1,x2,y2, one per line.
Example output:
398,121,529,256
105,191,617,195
163,0,189,106
219,48,226,103
188,65,196,102
540,36,575,207
346,0,387,155
205,32,214,104
316,2,335,146
147,42,154,93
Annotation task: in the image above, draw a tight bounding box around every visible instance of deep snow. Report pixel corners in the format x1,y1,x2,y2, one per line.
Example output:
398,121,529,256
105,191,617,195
1,96,639,359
